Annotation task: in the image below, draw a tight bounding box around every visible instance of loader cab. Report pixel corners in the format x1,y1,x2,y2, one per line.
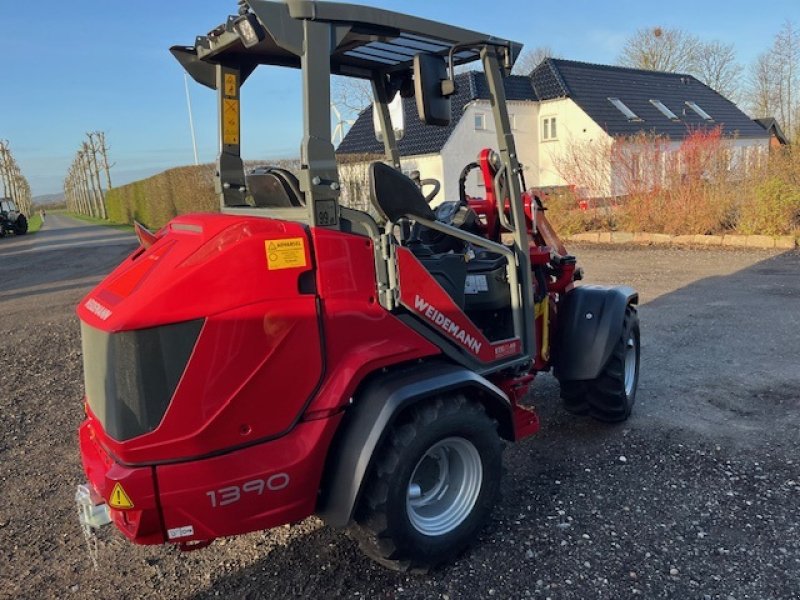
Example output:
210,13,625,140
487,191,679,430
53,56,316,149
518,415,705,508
172,0,536,372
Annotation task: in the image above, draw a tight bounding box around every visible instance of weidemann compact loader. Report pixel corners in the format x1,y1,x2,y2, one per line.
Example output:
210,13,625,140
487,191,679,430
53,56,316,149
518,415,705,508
76,0,640,571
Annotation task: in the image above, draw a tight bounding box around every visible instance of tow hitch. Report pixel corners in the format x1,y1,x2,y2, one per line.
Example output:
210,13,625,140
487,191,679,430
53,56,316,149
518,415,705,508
75,484,111,568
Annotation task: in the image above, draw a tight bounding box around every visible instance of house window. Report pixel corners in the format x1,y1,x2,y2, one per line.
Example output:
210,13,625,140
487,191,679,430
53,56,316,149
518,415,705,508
609,97,642,122
542,116,557,141
650,99,679,121
474,113,487,130
686,101,714,121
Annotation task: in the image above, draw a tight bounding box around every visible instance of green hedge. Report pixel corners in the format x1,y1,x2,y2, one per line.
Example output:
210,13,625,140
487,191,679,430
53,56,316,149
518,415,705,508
105,165,217,229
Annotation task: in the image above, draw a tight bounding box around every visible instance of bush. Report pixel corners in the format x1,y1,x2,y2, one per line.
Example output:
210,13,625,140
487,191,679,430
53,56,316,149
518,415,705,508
544,190,618,236
105,165,216,229
551,129,799,236
737,149,800,235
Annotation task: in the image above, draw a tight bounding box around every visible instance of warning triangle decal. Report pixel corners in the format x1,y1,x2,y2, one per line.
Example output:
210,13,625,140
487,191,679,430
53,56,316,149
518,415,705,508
109,482,134,509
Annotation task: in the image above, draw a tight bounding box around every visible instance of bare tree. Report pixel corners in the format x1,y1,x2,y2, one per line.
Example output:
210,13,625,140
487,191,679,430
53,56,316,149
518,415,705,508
773,20,800,139
693,41,743,102
64,132,114,218
331,76,373,115
747,51,779,119
619,27,700,73
512,46,554,75
0,141,33,216
746,21,799,141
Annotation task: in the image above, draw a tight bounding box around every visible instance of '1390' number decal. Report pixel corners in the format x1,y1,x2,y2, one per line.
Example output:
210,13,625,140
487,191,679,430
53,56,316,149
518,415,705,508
206,474,290,508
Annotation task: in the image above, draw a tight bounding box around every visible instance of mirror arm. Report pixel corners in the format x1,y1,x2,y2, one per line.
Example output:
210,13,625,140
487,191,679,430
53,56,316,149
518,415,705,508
443,41,514,97
372,76,401,169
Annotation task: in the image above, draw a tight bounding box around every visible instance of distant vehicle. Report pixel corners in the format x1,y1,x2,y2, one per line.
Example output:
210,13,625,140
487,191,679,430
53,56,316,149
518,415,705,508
0,199,28,236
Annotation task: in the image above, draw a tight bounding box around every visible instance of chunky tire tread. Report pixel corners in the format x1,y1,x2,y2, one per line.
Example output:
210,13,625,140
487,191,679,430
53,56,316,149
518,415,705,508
559,305,639,423
14,215,27,235
349,395,502,572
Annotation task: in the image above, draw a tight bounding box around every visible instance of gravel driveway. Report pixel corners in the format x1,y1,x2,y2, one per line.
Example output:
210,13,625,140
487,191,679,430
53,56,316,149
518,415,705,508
0,215,798,599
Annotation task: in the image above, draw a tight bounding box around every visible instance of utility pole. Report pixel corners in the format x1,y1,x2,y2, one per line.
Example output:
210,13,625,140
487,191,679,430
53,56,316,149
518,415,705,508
184,74,200,166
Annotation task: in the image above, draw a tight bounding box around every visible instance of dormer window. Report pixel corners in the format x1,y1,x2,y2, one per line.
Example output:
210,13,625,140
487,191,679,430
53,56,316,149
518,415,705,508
609,97,642,122
686,101,714,121
650,99,679,121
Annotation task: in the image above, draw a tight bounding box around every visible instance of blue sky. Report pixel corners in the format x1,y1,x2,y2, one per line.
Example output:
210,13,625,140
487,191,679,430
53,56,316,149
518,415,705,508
0,0,797,195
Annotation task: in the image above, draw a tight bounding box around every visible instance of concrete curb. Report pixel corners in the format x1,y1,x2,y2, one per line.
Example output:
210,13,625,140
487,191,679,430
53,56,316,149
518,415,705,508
568,232,798,250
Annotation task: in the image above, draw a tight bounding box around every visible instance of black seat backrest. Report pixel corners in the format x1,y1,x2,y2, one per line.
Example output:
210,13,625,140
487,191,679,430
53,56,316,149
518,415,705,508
369,162,435,223
247,167,304,208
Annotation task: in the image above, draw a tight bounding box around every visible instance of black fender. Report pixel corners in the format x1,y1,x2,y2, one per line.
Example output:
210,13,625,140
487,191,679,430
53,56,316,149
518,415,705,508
316,360,514,528
553,285,638,382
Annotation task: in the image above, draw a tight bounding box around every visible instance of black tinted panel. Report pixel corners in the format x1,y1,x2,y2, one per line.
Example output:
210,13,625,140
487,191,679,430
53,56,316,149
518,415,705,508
82,320,203,441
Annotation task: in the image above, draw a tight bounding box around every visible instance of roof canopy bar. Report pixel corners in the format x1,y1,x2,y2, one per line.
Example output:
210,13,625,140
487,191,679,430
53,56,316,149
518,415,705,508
173,0,521,89
171,0,523,233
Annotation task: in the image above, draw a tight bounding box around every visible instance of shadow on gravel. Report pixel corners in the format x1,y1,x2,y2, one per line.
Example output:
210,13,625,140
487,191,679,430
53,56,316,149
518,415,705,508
631,249,800,439
182,249,800,600
186,527,398,600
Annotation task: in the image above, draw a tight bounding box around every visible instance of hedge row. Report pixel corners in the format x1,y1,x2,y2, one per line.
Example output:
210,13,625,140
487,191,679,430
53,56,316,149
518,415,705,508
105,165,217,229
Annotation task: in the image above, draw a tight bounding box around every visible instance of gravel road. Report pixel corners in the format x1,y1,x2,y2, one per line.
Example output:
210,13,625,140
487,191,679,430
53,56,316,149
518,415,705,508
1,215,798,600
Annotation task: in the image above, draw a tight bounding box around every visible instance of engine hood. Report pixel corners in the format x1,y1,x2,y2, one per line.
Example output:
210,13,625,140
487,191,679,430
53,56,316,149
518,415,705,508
77,214,313,332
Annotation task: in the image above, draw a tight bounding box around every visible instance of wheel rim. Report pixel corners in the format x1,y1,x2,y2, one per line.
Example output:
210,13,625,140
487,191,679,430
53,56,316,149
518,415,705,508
624,336,637,397
406,437,483,537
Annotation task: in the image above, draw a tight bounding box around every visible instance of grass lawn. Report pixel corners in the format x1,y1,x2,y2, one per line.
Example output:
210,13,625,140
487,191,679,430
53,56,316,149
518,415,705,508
27,213,43,234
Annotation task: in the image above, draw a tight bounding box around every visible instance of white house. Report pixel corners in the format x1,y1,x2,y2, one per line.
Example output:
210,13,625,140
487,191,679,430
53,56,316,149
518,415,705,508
336,59,771,203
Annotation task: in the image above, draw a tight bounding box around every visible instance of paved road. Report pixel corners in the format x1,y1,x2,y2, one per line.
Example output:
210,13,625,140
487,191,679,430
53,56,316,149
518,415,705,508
0,218,798,599
0,213,136,305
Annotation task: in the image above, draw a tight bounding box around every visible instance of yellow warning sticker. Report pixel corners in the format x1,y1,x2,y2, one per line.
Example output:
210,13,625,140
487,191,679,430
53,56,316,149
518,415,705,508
266,238,307,270
223,99,240,145
109,482,134,510
224,73,238,98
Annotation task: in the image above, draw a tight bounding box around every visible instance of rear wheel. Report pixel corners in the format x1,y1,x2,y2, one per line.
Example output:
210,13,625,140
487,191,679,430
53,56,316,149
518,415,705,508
14,215,27,235
349,395,502,572
559,305,640,423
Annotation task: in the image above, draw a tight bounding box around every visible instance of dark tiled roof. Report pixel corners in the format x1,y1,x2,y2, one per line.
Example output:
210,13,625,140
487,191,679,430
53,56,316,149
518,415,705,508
336,71,536,156
530,59,569,99
534,58,768,140
754,117,789,144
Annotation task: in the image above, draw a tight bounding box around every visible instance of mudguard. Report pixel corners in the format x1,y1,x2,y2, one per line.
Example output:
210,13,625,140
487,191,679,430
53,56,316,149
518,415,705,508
316,360,513,528
553,285,638,382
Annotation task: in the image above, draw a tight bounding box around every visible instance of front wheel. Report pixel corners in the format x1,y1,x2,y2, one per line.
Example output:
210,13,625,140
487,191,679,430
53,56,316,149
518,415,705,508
349,395,502,572
559,305,640,423
14,215,27,235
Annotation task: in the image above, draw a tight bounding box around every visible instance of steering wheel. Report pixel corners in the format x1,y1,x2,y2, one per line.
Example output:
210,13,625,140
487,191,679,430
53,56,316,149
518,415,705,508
420,178,441,204
408,170,441,204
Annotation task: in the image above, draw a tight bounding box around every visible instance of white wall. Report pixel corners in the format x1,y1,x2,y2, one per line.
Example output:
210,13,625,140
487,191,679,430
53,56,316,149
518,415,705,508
440,100,539,201
536,98,611,189
341,97,771,207
397,154,445,202
337,154,444,211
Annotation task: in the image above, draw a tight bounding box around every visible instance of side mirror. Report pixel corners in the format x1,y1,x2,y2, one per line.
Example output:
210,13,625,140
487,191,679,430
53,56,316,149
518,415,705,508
414,54,451,127
373,92,406,142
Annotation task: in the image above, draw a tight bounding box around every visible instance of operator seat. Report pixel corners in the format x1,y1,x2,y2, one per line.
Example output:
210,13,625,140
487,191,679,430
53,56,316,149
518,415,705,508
369,161,467,307
369,161,435,223
247,166,305,208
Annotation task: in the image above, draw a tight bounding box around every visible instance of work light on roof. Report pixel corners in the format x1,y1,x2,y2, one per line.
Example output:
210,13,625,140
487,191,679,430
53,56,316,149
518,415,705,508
234,13,265,48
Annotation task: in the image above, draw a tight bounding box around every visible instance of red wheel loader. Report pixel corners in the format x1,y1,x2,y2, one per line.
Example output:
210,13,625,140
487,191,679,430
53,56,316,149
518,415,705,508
75,0,640,571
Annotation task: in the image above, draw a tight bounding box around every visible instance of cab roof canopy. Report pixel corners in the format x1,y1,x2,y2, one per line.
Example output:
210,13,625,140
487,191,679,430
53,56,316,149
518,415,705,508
172,0,522,88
